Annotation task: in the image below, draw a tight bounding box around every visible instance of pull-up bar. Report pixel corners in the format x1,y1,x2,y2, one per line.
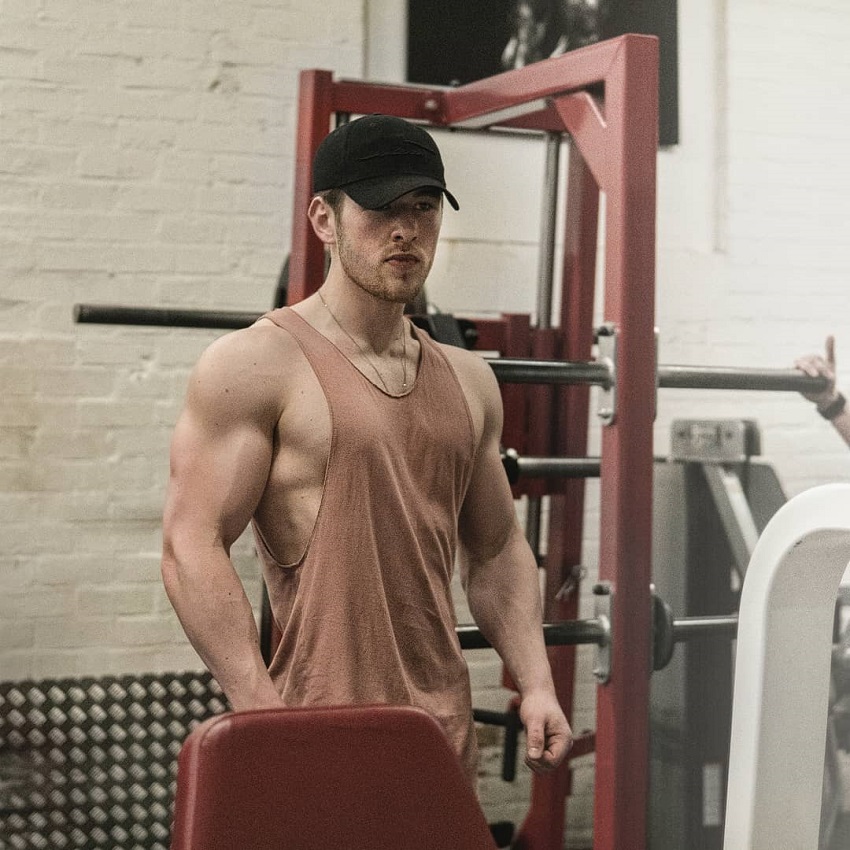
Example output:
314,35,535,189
73,302,829,395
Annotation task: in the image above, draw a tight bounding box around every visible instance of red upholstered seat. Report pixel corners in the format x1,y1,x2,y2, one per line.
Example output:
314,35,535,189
170,703,498,850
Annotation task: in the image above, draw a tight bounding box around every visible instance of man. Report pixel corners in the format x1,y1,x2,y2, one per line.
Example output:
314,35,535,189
795,335,850,448
161,114,572,786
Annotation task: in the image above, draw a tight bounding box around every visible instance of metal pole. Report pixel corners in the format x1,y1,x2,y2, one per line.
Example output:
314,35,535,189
524,496,542,556
489,357,611,386
73,305,831,395
73,304,261,330
524,133,561,580
659,365,826,393
457,613,738,651
537,133,560,331
517,456,601,478
457,619,607,650
672,614,738,641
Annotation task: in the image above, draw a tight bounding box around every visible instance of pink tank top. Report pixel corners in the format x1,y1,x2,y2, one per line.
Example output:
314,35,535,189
254,308,479,782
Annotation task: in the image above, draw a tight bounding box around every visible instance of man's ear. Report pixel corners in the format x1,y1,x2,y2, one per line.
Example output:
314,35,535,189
307,196,337,246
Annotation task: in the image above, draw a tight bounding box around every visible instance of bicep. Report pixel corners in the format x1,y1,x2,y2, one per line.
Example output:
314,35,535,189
166,414,272,549
163,350,276,553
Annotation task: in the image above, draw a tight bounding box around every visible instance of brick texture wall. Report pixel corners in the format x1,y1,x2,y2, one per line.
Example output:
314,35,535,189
0,0,363,683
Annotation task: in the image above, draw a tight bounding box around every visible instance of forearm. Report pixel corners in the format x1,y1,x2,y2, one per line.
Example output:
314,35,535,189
162,541,281,711
464,526,555,697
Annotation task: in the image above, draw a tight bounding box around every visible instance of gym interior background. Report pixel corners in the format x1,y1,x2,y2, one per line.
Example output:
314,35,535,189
2,0,850,847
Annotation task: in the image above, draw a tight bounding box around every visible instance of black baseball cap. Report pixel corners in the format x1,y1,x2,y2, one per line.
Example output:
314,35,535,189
312,114,459,211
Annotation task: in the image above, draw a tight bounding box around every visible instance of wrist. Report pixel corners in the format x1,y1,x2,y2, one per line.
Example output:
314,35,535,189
516,677,557,699
817,391,846,421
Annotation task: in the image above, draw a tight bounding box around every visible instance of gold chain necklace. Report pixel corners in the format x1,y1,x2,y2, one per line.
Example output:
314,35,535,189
318,291,408,393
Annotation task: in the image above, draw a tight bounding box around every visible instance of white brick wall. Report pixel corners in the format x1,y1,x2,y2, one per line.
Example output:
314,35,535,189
0,0,364,687
4,0,850,845
667,0,850,498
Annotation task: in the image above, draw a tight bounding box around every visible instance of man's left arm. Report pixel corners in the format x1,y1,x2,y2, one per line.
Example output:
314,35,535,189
455,354,573,773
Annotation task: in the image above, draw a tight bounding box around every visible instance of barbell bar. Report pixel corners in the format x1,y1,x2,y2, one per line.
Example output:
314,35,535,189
74,303,828,395
458,610,739,674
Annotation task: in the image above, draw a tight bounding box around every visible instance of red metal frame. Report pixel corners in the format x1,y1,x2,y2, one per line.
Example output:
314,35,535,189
287,35,658,850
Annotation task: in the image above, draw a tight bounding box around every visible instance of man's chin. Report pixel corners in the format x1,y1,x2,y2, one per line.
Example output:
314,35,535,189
377,278,427,305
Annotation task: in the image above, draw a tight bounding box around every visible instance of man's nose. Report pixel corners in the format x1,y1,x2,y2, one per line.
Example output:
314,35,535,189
390,211,417,241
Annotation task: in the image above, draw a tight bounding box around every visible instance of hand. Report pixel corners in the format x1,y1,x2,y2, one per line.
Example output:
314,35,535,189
795,335,837,406
519,690,573,774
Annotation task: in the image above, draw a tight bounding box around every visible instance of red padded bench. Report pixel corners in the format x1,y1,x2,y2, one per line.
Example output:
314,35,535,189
170,704,498,850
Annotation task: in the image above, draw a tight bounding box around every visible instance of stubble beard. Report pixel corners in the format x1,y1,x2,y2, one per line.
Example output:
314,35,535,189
336,226,430,306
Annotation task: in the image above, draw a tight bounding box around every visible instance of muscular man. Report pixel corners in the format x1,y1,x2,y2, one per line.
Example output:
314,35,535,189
161,114,572,785
795,335,850,448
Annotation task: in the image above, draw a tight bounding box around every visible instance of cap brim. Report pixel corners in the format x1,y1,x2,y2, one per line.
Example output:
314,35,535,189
343,174,459,211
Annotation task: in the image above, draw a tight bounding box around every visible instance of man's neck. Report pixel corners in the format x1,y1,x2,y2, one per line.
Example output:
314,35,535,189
311,274,407,355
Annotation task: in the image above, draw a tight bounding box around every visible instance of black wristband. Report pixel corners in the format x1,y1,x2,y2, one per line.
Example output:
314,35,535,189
818,392,847,420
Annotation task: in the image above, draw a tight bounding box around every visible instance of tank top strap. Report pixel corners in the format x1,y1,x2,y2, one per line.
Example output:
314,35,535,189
261,306,357,394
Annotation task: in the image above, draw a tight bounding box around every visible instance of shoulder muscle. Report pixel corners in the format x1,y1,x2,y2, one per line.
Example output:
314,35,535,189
439,344,503,445
182,322,296,431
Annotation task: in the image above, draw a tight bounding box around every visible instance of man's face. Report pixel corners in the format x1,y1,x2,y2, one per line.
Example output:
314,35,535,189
332,188,443,304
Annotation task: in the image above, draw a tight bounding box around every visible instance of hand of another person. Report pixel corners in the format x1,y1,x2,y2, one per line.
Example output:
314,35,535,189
795,335,837,407
519,689,573,774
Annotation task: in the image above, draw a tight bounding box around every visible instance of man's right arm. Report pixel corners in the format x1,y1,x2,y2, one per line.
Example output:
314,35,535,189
161,327,284,710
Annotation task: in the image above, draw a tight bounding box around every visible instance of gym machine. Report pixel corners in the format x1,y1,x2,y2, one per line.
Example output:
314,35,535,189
650,419,781,850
